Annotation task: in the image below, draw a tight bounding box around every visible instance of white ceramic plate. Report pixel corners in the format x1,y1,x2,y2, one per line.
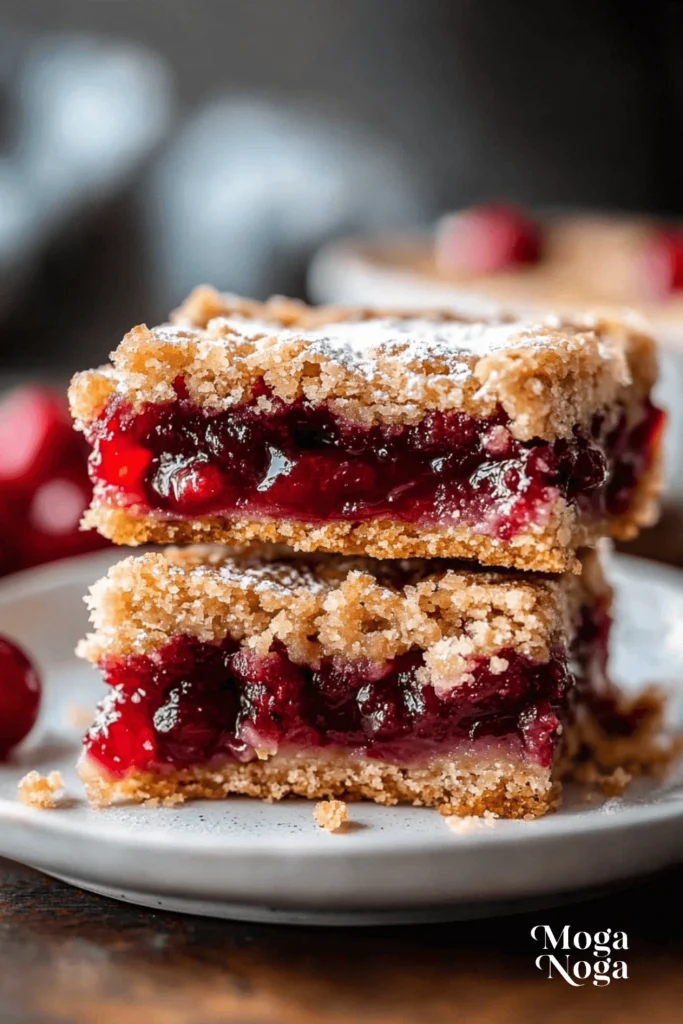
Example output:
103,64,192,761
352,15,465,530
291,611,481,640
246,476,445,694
1,550,683,925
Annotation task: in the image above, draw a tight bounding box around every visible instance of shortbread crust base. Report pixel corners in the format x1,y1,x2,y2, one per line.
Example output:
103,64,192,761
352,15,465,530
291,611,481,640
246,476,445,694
82,454,661,572
79,751,559,819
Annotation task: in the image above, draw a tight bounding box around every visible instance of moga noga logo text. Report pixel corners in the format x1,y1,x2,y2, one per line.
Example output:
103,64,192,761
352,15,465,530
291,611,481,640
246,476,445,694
531,926,628,986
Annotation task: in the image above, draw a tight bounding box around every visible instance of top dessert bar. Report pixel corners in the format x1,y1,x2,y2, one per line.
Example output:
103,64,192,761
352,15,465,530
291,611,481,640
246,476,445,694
69,286,663,572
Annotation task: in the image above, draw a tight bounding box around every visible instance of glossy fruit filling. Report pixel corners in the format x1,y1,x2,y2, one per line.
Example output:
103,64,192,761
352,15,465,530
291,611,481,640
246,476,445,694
84,631,582,778
87,386,662,540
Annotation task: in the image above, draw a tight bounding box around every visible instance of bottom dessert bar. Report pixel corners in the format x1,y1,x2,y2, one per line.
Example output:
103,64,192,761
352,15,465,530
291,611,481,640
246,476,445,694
76,546,660,818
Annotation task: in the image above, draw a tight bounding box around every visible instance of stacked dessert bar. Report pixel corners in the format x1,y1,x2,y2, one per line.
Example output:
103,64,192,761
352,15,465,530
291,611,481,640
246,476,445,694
69,287,666,817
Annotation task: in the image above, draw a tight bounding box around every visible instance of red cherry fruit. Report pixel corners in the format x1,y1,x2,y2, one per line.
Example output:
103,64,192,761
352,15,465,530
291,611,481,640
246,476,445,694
0,635,42,758
0,386,75,497
641,229,683,297
95,432,152,494
436,203,541,274
169,461,226,512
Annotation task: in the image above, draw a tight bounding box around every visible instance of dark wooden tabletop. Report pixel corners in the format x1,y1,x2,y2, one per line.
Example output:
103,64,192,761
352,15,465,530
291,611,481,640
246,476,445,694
1,856,682,1024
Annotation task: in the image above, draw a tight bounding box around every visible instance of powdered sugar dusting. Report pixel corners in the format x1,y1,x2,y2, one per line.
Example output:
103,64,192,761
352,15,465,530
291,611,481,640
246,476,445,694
213,315,545,381
192,558,332,596
153,324,202,344
72,292,649,447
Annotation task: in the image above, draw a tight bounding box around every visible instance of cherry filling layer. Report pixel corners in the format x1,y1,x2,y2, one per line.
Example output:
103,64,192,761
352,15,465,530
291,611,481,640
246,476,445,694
87,386,663,540
84,635,581,779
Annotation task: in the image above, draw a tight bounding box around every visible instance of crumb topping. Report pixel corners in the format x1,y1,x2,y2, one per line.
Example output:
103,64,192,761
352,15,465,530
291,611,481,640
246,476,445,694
69,285,657,442
77,545,605,686
18,770,65,809
314,798,349,832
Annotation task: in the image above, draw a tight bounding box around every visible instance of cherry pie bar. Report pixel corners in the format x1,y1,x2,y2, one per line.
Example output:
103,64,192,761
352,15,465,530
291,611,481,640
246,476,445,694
76,544,659,817
69,288,663,573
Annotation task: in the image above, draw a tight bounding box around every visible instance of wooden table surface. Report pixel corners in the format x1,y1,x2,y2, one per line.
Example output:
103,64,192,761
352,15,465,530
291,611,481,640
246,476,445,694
1,856,682,1024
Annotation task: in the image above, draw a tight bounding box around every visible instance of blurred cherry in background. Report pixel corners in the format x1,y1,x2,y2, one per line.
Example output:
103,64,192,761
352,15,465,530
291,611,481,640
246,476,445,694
0,385,108,577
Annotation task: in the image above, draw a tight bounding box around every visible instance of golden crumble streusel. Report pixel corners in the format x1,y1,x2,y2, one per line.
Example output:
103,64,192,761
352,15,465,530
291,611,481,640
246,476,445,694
77,545,605,684
69,285,656,441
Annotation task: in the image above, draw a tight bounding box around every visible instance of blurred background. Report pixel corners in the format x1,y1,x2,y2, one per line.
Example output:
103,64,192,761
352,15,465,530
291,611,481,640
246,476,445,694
5,0,683,371
2,0,683,574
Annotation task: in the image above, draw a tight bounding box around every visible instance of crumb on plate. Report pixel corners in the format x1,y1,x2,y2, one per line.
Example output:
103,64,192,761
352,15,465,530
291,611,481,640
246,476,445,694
66,704,95,728
18,770,65,809
142,792,187,809
314,798,348,832
443,810,499,834
572,761,634,796
600,765,633,797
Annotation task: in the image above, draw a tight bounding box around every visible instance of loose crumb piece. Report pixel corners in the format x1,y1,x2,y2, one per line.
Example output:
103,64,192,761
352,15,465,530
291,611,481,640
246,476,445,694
66,704,95,728
18,770,65,809
142,792,187,808
601,765,633,796
571,761,633,796
442,809,499,833
314,798,349,832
